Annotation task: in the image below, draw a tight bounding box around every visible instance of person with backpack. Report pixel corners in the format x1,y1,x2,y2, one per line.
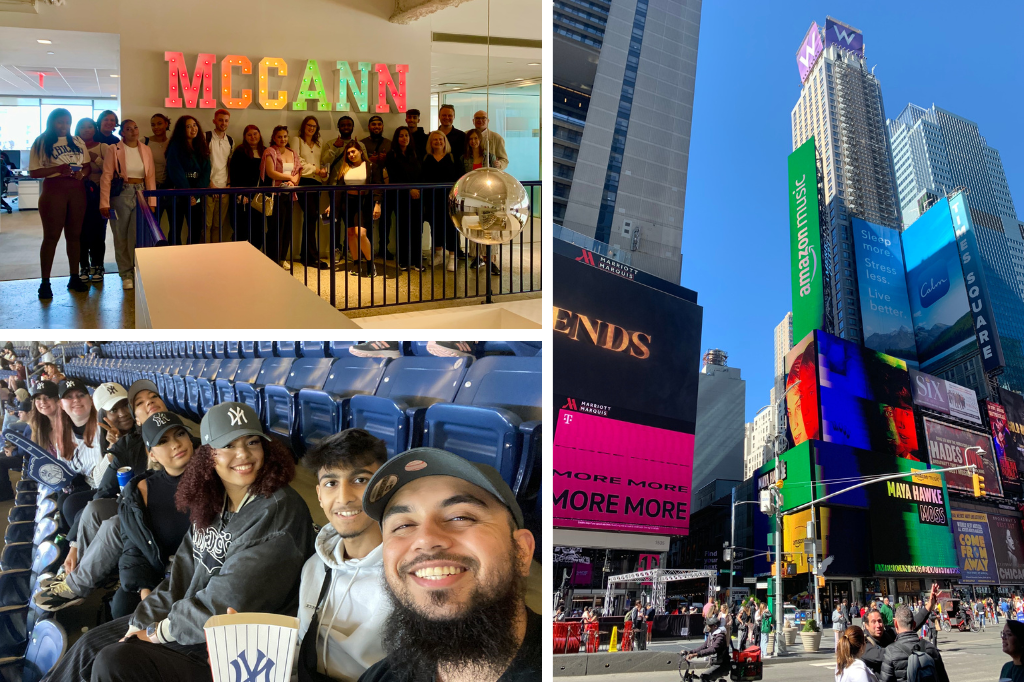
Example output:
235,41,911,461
878,606,949,682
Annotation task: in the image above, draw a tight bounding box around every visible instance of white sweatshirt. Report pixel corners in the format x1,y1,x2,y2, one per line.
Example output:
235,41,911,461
295,524,388,681
836,659,878,682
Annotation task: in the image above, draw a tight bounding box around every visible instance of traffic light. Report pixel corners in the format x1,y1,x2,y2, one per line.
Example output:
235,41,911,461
973,472,986,497
818,576,825,588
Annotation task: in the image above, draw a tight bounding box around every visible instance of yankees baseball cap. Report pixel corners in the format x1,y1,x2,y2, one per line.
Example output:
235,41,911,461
127,379,160,408
57,378,87,399
30,381,58,399
141,412,189,450
93,382,128,414
200,402,269,449
362,448,524,529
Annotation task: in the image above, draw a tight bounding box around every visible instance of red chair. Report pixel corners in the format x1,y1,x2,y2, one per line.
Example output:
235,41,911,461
620,621,633,651
584,622,600,653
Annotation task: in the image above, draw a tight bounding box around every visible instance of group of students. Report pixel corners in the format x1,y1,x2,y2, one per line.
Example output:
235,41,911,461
0,375,538,682
26,105,509,299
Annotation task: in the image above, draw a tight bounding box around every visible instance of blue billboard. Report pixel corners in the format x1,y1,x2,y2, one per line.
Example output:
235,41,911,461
902,198,978,374
852,218,917,365
949,193,1005,373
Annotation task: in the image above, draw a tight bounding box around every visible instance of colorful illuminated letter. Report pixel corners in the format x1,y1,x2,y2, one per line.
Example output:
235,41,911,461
292,60,331,111
220,55,253,109
335,61,370,112
375,63,408,113
165,52,217,108
258,57,289,110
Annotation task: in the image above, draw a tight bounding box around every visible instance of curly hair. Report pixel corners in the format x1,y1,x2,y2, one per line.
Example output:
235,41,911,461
175,439,296,529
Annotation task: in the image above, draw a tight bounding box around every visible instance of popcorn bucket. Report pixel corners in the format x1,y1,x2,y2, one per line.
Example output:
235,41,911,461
204,613,299,682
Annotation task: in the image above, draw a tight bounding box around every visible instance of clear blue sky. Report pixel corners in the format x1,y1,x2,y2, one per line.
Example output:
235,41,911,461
679,1,1024,422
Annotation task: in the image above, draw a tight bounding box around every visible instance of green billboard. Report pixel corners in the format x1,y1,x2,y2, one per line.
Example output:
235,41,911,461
789,137,825,341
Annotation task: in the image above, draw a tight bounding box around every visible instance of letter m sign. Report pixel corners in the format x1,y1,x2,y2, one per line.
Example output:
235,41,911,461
165,52,217,108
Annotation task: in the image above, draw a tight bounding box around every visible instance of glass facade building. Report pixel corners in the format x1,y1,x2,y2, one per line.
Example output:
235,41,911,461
553,0,701,283
889,104,1024,395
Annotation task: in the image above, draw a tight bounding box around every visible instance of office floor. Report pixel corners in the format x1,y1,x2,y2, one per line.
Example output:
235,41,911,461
0,206,118,282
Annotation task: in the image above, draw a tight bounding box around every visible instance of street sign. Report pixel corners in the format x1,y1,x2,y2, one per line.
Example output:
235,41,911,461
744,577,756,584
818,556,835,575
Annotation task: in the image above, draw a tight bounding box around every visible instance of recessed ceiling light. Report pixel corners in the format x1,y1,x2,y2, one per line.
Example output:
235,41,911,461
514,78,524,81
453,87,460,90
46,51,54,55
110,74,119,78
37,39,52,44
528,62,540,66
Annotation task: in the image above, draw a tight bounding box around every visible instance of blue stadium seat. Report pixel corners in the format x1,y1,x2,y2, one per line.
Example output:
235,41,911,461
225,341,241,358
240,341,256,358
0,605,29,658
29,543,60,577
6,618,67,682
185,341,197,358
296,357,389,452
275,342,298,358
0,544,32,572
349,357,472,457
4,522,33,546
237,358,292,420
32,518,57,548
33,502,55,526
300,342,326,358
7,507,34,524
14,492,35,507
218,359,264,407
202,341,215,358
255,341,275,358
198,358,234,413
173,359,207,419
0,570,31,608
185,359,221,418
263,359,336,452
423,356,542,493
156,359,185,411
172,341,186,357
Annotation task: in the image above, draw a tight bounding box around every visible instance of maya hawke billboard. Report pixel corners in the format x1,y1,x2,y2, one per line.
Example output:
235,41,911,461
553,246,703,535
789,138,825,342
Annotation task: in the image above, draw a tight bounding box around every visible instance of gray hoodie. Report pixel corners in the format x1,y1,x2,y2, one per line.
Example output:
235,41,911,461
295,523,388,681
131,485,316,645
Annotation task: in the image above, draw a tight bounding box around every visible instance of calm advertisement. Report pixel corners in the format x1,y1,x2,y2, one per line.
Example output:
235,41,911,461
553,409,693,535
851,218,917,363
817,332,919,460
950,511,998,585
903,198,978,374
922,419,1001,497
789,138,825,342
949,193,1005,373
824,17,864,57
796,22,823,83
988,514,1024,584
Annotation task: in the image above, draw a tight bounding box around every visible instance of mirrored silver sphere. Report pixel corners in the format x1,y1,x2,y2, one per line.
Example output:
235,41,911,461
448,167,530,246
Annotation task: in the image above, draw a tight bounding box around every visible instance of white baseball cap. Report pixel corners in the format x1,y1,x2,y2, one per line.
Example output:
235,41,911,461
93,382,128,413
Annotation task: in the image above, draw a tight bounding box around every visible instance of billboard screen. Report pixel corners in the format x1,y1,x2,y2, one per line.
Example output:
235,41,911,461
991,389,1024,498
922,419,1001,497
903,198,978,374
950,511,998,585
950,193,1006,372
789,138,825,342
796,22,823,83
909,369,982,425
784,332,821,446
988,514,1024,584
817,332,919,460
824,17,864,57
553,409,693,535
811,441,959,577
553,247,703,534
851,218,917,363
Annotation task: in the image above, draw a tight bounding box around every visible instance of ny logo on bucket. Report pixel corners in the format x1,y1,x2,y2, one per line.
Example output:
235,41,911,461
228,406,248,426
229,649,275,682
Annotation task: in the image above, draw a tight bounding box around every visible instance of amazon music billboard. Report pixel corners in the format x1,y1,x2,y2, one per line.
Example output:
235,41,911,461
553,241,703,536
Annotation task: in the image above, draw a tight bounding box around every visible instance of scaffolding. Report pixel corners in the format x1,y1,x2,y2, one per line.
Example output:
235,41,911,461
604,569,718,616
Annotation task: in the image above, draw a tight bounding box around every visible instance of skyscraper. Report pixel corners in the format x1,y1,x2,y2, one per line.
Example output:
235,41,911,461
889,104,1024,395
790,18,901,345
772,312,794,403
743,407,774,480
693,349,745,491
553,0,702,282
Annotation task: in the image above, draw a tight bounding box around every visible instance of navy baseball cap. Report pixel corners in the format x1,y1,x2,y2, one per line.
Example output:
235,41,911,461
15,400,32,413
57,378,87,399
30,381,58,399
141,412,190,450
363,448,524,529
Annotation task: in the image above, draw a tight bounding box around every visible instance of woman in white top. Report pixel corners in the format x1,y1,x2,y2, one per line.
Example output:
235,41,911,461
291,115,329,269
260,125,302,266
75,118,108,283
28,107,91,299
334,141,380,278
835,626,877,682
99,120,157,291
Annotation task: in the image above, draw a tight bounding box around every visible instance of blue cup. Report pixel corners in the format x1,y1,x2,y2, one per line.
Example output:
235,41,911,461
116,466,132,489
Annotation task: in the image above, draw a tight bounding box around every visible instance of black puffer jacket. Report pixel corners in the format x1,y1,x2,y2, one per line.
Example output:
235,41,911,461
691,627,729,665
862,607,929,676
117,469,190,594
879,631,949,682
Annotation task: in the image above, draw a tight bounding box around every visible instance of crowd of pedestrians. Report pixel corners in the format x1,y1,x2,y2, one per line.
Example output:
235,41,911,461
25,105,512,300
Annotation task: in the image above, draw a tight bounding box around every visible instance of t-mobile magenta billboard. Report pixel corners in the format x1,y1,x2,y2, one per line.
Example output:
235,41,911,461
796,22,823,83
554,409,694,535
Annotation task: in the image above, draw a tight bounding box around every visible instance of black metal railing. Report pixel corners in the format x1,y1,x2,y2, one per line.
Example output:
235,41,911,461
136,180,541,310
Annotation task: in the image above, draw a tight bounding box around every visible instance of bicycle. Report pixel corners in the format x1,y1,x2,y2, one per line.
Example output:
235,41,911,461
679,655,728,682
679,649,762,682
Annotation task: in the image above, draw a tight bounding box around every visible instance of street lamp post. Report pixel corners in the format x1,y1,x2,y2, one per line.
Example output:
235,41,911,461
770,379,800,657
